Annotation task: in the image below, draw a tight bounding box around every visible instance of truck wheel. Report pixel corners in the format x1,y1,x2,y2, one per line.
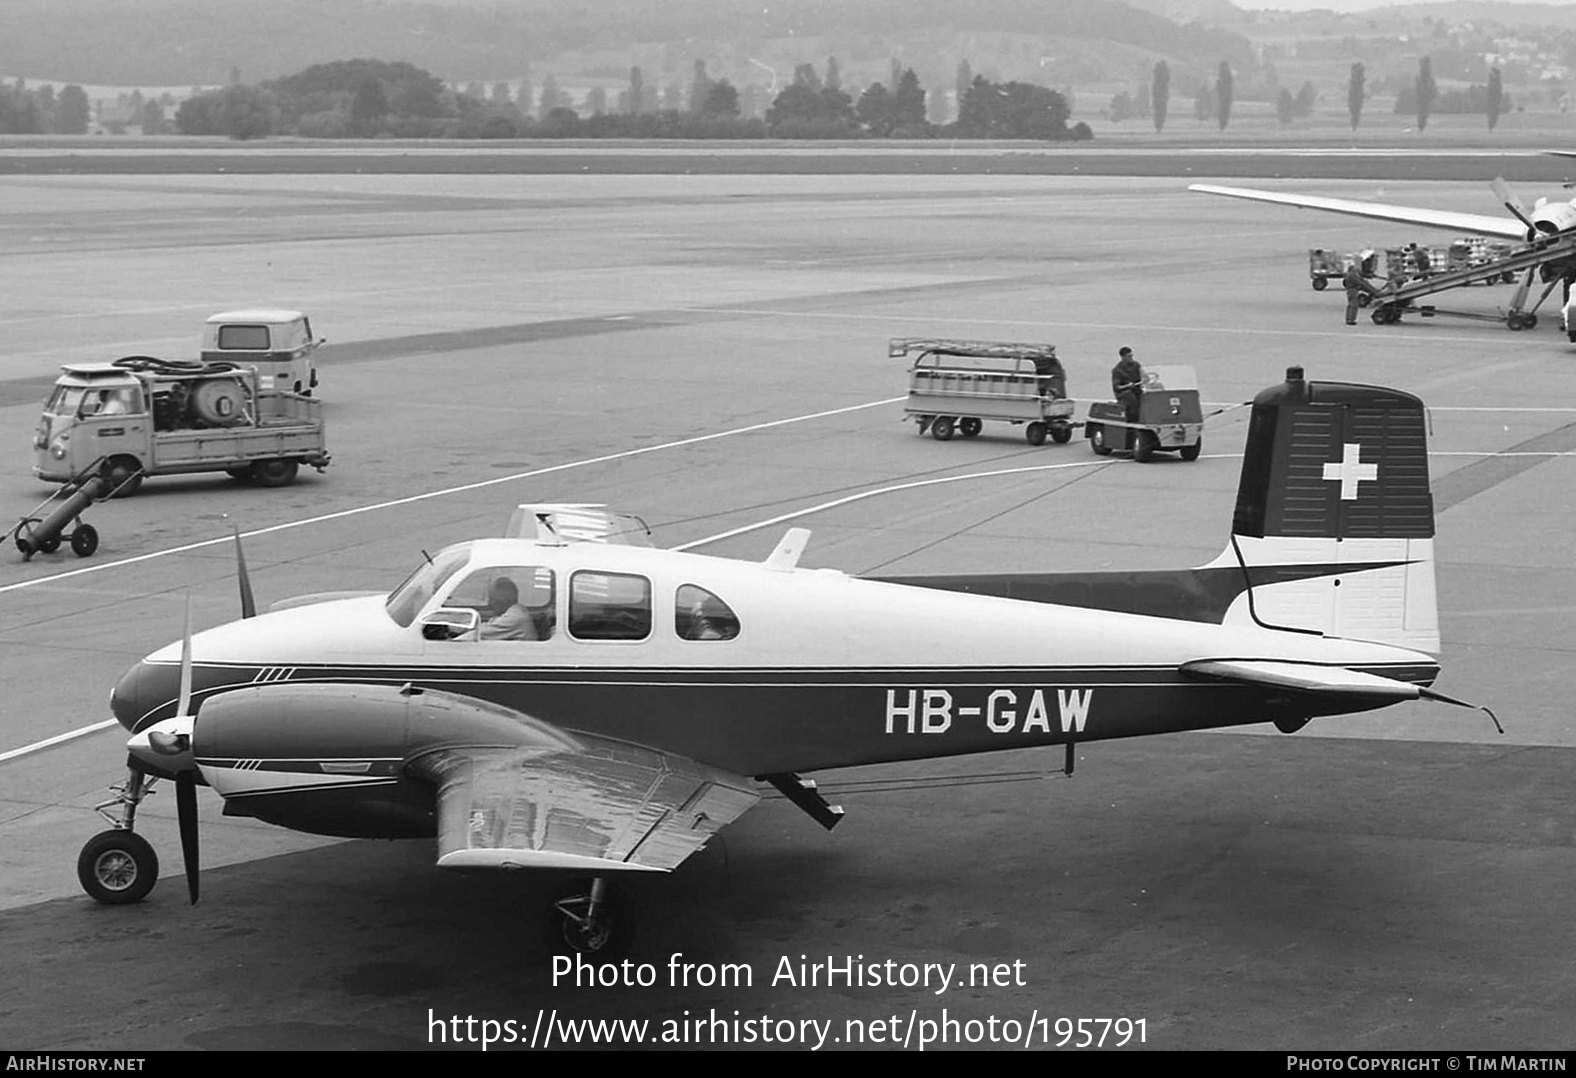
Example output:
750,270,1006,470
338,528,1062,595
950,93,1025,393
1025,422,1047,446
959,417,983,438
930,416,956,442
1180,438,1203,462
1049,424,1073,445
1312,277,1328,291
101,457,142,498
251,459,299,487
1089,424,1112,456
1133,432,1158,463
225,466,254,482
71,525,99,558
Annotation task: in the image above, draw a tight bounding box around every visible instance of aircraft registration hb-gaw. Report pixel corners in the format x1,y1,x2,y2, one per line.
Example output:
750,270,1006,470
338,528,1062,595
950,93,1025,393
90,367,1494,956
1189,176,1576,336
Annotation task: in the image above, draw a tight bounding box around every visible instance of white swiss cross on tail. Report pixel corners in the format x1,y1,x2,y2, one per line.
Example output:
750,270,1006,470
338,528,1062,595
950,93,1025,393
1322,442,1377,500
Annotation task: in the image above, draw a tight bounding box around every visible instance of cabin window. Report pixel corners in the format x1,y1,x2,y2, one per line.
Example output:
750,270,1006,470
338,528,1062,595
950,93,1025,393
217,324,270,351
444,565,556,641
569,571,651,641
675,584,739,641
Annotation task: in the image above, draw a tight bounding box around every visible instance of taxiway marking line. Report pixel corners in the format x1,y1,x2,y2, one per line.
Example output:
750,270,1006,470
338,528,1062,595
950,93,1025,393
0,395,904,600
0,720,119,765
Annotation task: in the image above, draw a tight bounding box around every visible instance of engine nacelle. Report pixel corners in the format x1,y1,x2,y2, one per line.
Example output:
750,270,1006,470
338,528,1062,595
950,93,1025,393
190,683,574,838
1530,198,1576,238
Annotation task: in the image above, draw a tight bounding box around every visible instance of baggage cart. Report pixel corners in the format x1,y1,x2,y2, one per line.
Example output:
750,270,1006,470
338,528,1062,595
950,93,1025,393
892,338,1076,446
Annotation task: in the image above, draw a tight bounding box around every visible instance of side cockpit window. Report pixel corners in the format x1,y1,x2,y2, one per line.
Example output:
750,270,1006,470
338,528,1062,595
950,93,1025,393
445,565,556,641
675,584,739,641
569,571,650,641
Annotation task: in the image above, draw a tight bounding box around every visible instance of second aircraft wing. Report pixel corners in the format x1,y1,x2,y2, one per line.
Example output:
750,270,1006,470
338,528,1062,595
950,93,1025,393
1188,183,1526,240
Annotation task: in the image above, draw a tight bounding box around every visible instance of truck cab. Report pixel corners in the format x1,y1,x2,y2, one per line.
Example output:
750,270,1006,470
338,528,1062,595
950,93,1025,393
35,365,152,490
201,310,322,395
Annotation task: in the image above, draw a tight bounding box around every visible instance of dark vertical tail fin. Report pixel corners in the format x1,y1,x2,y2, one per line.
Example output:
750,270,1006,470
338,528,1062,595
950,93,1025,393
1206,366,1438,652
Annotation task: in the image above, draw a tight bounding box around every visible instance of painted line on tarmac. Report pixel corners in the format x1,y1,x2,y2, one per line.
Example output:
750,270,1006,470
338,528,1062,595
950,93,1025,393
0,721,118,765
0,395,904,601
675,304,1527,345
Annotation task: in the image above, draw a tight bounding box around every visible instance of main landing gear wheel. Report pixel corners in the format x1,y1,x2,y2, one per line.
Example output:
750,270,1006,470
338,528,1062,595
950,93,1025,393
78,830,159,905
1089,424,1112,456
958,417,983,438
551,879,631,959
930,416,956,441
1025,421,1047,446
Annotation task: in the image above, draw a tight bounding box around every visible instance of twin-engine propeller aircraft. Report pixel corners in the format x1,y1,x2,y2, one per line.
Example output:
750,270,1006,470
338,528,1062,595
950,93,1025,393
87,367,1494,954
1189,178,1576,335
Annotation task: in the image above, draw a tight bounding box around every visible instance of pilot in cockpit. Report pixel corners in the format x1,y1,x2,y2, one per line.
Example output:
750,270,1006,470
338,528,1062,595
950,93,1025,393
478,577,538,641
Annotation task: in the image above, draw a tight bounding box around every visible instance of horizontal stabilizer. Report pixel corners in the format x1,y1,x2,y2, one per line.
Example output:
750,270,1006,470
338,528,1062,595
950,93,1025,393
1181,659,1422,700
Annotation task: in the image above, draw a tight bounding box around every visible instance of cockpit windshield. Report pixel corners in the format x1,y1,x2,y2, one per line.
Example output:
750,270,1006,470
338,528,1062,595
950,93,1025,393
44,385,91,417
385,542,474,627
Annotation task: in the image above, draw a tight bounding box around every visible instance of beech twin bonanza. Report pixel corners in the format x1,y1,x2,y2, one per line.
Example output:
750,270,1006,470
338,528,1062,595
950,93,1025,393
86,367,1492,954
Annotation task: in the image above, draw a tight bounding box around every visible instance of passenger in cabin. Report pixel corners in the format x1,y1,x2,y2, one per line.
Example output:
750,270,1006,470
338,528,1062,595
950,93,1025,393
479,577,538,641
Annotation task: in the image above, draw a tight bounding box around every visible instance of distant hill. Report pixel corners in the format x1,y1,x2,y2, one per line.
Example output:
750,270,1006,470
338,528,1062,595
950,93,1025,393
0,0,1259,88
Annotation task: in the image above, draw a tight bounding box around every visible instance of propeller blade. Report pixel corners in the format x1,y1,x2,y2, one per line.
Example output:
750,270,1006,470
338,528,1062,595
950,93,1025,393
176,594,194,717
1491,176,1538,235
176,770,200,904
229,519,256,619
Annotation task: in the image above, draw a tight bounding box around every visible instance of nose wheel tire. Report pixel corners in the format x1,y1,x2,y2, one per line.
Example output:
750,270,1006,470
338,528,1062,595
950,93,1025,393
78,830,159,905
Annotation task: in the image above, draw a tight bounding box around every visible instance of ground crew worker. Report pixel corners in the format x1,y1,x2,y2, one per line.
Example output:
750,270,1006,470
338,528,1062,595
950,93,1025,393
1343,264,1378,325
1031,349,1066,399
1111,346,1143,425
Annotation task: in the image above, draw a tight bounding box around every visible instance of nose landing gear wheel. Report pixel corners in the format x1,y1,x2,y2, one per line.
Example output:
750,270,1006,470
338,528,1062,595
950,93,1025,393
78,830,159,905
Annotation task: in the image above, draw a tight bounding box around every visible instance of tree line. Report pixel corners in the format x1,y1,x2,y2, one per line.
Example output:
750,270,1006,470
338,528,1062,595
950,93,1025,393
173,58,1092,142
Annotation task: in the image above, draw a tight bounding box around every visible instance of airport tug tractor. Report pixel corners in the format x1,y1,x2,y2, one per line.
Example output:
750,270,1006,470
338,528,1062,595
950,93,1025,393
1084,365,1204,463
894,337,1077,446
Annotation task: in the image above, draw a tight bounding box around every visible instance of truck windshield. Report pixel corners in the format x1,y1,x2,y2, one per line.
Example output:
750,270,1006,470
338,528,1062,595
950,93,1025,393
385,543,474,627
44,385,90,416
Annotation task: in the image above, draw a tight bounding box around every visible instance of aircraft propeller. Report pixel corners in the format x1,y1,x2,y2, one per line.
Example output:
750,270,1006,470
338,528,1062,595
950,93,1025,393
1491,177,1540,238
125,595,201,903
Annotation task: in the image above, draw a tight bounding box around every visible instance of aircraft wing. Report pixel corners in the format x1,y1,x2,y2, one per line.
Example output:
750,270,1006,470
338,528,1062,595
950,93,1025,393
1188,183,1526,240
1180,659,1424,700
416,736,760,873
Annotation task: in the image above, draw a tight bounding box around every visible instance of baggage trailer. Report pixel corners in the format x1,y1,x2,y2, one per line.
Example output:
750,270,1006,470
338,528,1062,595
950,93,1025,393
1084,365,1203,463
892,338,1075,446
1309,248,1378,292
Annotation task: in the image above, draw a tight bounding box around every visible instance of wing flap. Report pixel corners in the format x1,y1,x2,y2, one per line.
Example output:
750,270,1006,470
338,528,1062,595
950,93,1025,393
1187,184,1526,240
424,735,760,874
1181,659,1422,699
